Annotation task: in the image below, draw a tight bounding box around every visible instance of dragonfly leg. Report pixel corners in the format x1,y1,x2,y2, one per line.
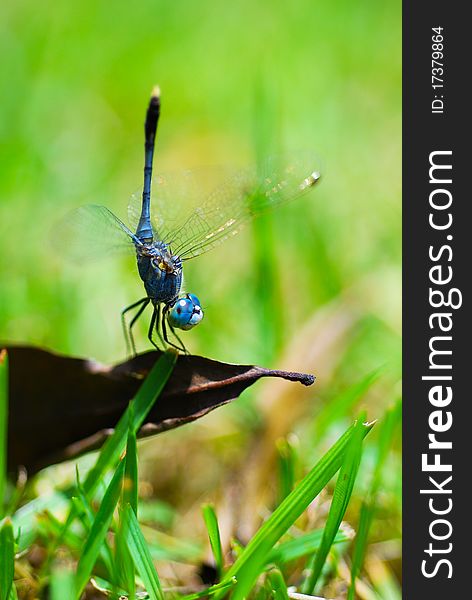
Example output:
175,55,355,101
169,323,188,354
128,298,151,355
154,304,165,347
162,305,188,353
121,297,149,356
147,305,161,351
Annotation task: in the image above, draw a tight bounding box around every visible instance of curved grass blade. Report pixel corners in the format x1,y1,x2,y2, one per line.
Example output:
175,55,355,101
0,517,14,600
267,527,351,565
202,503,224,578
75,459,125,597
302,413,367,594
74,469,115,579
82,351,177,497
122,503,164,600
214,421,373,600
180,577,237,600
50,351,176,569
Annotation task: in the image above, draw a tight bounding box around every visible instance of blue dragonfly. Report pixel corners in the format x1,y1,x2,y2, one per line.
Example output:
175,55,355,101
58,89,321,354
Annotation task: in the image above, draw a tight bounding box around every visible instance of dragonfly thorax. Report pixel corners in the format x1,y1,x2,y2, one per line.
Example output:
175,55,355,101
137,241,182,273
136,241,183,304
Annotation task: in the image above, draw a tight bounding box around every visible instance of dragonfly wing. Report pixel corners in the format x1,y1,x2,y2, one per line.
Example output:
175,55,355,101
53,204,137,262
167,154,321,260
127,167,233,242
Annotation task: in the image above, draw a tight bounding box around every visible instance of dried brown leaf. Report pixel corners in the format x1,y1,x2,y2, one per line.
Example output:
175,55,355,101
5,346,314,473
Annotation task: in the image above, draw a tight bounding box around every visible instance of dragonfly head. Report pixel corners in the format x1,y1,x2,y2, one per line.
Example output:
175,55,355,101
168,293,203,330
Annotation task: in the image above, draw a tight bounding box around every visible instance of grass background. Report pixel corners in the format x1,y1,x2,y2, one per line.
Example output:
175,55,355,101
1,0,401,597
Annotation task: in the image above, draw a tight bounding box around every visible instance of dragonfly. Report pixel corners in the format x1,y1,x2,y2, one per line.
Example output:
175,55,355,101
57,88,321,354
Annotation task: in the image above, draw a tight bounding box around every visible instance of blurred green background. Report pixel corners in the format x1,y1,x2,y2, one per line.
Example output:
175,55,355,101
1,0,401,595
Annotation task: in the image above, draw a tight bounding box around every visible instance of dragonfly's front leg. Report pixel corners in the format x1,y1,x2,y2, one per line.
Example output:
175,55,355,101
153,304,165,348
162,304,188,354
147,303,166,351
147,305,160,351
122,297,149,356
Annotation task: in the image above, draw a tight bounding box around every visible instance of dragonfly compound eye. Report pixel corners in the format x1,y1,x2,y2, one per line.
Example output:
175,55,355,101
168,294,204,330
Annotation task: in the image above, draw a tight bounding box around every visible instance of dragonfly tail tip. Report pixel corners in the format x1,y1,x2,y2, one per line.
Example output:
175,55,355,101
151,85,161,101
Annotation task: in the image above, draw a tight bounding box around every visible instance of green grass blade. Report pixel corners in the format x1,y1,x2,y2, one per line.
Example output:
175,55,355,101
214,421,373,600
202,503,224,578
346,501,373,600
75,469,98,525
4,468,27,521
12,492,70,553
180,577,237,600
348,401,401,599
82,351,176,497
75,459,125,597
266,568,289,600
123,503,164,600
52,352,176,571
0,517,15,600
74,472,116,580
123,402,138,514
0,350,8,518
371,399,401,496
138,499,175,527
276,437,297,503
142,525,202,562
303,413,366,594
50,565,75,600
87,576,127,597
8,583,18,600
230,537,245,561
115,402,139,596
114,523,135,596
267,527,351,565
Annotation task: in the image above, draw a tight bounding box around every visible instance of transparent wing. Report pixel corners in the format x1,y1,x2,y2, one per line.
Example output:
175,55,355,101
52,204,137,262
127,167,234,241
128,154,321,261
